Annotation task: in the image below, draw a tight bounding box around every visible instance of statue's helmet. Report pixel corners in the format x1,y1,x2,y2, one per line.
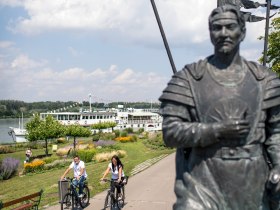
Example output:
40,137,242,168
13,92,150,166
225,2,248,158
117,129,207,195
208,5,246,33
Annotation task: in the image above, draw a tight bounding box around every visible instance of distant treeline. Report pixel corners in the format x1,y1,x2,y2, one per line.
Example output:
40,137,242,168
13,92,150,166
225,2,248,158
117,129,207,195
0,100,160,118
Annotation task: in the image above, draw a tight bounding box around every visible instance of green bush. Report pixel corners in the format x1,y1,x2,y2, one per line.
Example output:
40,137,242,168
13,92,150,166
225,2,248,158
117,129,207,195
92,134,100,141
137,128,145,134
13,143,24,148
100,133,115,140
95,144,121,153
120,131,128,137
143,132,172,150
44,159,72,170
130,135,138,142
27,142,44,149
124,127,133,134
77,149,96,163
0,146,15,154
114,130,120,137
56,138,66,144
42,156,60,164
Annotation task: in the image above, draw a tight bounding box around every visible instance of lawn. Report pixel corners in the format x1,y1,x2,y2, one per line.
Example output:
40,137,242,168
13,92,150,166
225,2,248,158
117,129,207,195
0,138,174,208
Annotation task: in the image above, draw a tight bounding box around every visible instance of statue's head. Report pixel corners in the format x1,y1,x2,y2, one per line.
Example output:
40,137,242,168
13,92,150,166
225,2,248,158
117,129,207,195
208,5,246,54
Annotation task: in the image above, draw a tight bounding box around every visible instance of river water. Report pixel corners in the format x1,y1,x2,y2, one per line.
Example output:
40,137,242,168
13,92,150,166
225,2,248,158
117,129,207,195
0,118,29,144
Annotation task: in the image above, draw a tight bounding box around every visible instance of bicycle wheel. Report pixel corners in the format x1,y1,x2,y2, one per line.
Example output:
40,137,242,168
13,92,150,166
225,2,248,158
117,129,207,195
61,193,72,210
104,191,112,210
117,187,125,209
79,185,90,208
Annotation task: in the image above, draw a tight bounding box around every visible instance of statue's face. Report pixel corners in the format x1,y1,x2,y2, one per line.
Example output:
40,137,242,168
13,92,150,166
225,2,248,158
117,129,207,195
210,11,245,54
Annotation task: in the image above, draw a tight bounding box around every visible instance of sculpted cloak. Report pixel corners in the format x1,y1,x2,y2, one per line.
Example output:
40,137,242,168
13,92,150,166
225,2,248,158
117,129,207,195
159,56,280,210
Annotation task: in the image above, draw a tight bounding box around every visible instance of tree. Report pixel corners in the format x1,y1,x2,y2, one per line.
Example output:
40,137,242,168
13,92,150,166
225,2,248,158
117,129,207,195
26,114,65,156
91,122,109,133
65,125,91,150
107,121,117,131
260,15,280,74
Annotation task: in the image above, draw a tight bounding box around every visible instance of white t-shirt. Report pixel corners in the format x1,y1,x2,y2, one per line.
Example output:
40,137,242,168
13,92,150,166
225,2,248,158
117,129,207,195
108,163,125,180
70,160,87,178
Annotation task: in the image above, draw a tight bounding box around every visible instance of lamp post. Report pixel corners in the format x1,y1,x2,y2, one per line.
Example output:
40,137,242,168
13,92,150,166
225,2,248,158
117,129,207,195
263,0,271,67
89,93,92,112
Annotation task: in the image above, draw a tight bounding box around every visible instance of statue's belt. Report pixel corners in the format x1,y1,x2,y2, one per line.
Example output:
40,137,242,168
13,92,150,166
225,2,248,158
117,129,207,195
192,144,262,159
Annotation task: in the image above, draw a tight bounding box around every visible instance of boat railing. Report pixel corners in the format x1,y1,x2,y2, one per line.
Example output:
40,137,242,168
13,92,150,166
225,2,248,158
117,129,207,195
125,120,161,124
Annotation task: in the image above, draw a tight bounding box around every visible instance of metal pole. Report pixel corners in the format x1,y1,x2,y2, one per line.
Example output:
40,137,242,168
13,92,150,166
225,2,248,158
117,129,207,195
89,93,92,112
150,0,177,74
263,0,271,66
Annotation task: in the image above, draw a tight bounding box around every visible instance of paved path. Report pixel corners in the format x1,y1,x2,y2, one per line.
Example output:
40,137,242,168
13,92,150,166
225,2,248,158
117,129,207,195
46,152,176,210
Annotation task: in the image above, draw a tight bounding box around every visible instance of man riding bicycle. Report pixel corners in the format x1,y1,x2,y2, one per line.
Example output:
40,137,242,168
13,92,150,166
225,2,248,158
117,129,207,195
61,155,87,198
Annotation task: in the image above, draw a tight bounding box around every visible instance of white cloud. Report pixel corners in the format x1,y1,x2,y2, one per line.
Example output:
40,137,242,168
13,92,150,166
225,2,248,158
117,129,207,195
0,0,24,7
0,50,167,102
0,41,15,49
6,1,216,44
11,54,46,69
6,0,276,53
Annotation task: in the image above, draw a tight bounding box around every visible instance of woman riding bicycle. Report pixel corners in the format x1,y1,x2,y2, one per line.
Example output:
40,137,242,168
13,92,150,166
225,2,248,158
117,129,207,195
101,155,125,196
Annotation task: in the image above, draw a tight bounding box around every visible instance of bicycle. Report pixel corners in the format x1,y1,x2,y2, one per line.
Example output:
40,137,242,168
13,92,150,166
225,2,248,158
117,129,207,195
101,176,129,210
61,177,90,209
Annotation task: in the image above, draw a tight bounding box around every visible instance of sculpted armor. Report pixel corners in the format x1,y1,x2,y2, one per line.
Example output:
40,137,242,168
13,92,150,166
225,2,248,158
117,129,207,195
159,57,280,210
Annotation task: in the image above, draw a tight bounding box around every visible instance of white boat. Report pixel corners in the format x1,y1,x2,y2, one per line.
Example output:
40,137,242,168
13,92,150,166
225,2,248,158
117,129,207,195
8,108,162,142
40,108,162,133
114,108,162,132
40,111,117,127
8,112,28,143
8,127,27,143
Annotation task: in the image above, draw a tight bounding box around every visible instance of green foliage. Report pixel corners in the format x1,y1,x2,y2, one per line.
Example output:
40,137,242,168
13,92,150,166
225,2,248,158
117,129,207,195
65,125,91,138
259,15,280,74
92,134,100,141
42,156,60,164
131,135,138,142
77,149,96,163
99,132,115,140
95,144,121,153
136,128,145,134
107,121,117,129
120,131,128,137
0,146,15,154
91,121,115,131
114,130,120,137
143,132,172,150
44,159,72,170
124,127,133,134
26,114,65,155
56,138,67,144
27,141,45,149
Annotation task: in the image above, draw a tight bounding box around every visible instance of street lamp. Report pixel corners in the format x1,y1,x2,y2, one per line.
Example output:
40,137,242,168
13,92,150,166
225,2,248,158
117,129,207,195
89,93,92,112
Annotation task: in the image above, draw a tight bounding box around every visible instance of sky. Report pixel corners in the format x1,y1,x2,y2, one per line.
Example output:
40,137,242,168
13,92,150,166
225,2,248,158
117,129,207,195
0,0,279,104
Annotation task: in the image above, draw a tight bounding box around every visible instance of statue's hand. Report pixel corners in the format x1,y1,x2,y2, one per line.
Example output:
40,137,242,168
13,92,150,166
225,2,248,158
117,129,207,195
267,167,280,196
213,119,250,140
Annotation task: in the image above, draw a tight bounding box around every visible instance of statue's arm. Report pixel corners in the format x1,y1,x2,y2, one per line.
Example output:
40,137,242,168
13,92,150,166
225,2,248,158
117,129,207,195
161,102,219,148
263,72,280,167
265,106,280,168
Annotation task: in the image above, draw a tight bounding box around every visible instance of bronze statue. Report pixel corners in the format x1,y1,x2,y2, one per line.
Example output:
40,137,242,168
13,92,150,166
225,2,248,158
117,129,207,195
159,5,280,210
